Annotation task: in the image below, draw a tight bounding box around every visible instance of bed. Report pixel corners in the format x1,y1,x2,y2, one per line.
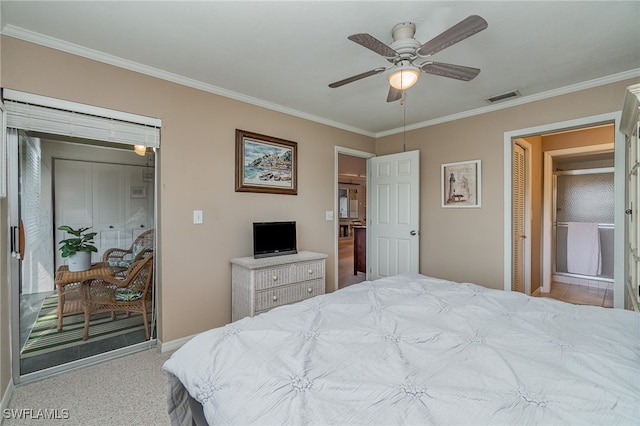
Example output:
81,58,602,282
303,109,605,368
163,274,640,425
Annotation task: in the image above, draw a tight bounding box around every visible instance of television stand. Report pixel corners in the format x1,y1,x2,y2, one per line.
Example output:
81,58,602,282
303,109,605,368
231,251,327,321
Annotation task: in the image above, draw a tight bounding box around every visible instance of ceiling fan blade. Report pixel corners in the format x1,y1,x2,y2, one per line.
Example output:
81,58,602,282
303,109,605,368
421,62,481,81
328,67,386,88
387,86,403,103
417,15,488,57
348,33,398,57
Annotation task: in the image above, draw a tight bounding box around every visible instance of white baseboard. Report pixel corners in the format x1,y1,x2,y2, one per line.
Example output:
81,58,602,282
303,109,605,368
0,379,15,425
159,333,198,353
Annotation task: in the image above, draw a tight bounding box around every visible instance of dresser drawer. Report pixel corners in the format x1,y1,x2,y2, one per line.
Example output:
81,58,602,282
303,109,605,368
293,260,325,282
254,260,325,290
255,279,325,313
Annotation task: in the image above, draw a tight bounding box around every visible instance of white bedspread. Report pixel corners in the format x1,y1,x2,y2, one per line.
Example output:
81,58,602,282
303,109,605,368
163,274,640,425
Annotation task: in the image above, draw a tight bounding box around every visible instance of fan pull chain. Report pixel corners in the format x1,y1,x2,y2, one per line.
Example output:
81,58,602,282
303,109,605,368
402,92,407,152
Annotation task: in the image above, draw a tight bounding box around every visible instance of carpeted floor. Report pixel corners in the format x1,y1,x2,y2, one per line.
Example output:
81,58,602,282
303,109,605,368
22,294,148,358
6,347,173,426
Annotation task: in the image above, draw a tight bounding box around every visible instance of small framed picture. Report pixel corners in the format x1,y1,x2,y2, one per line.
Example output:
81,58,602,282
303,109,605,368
130,186,147,198
235,129,297,195
441,160,481,208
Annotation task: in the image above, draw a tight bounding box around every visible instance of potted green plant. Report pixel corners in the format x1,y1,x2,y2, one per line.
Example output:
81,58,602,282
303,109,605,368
58,225,98,272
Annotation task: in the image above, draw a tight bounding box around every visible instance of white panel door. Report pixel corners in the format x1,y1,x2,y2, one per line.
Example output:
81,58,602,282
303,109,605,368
92,162,127,259
54,160,94,267
54,160,134,264
368,150,420,279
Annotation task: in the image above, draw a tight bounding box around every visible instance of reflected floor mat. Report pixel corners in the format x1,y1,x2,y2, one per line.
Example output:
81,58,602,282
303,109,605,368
22,293,147,358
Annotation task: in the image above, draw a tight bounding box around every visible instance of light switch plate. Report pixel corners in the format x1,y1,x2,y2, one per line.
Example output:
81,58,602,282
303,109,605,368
193,210,203,224
325,211,334,221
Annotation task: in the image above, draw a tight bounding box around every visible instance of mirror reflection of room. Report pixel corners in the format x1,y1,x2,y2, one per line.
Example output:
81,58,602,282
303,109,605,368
338,154,367,288
16,131,157,375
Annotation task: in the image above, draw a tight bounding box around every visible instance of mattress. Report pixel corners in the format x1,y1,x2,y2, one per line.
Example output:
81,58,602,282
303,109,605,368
163,274,640,425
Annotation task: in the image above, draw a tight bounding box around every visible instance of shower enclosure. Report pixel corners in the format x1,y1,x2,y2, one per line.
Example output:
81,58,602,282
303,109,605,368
554,167,614,285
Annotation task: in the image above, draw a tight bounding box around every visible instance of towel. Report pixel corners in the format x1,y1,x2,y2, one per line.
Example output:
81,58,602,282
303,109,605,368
566,222,602,276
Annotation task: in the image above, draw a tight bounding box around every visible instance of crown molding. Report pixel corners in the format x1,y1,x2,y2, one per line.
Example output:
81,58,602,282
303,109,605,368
376,69,640,138
2,25,636,140
1,25,375,138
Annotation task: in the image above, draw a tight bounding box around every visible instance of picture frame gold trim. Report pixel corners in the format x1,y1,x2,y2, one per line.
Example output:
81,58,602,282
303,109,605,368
235,129,298,195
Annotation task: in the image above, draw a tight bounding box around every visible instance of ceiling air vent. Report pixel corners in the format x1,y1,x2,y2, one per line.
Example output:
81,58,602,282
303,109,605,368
486,90,520,103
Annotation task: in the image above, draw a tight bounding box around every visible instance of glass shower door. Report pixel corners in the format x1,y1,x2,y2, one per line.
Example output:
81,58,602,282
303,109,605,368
555,170,615,280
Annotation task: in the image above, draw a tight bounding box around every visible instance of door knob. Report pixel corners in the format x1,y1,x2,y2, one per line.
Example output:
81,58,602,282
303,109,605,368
410,230,418,236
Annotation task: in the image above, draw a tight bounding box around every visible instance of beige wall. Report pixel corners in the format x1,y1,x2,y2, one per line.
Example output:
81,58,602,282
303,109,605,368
542,125,614,152
376,79,638,289
0,36,375,345
0,35,637,402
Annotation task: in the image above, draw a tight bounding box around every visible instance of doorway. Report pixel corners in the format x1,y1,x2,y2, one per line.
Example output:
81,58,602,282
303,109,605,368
542,145,614,307
337,152,368,289
335,147,374,290
504,112,624,309
4,91,161,383
10,131,157,379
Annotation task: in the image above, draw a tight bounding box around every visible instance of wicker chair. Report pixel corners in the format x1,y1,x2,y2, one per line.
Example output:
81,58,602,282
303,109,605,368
102,229,155,277
80,253,154,341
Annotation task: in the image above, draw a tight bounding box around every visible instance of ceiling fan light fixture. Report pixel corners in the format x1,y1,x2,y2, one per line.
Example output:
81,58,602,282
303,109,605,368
388,67,420,90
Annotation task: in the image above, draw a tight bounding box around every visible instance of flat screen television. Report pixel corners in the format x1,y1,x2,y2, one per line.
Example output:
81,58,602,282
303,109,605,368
253,221,297,258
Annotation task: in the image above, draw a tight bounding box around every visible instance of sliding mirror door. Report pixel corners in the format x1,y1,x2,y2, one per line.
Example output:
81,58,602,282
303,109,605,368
9,131,157,379
4,91,161,383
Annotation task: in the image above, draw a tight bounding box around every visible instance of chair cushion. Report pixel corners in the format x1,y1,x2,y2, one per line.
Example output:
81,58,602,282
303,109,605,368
133,243,153,257
114,288,144,301
108,259,133,268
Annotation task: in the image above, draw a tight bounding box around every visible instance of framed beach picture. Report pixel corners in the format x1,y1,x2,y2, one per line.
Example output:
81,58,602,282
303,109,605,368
235,129,298,195
441,160,481,208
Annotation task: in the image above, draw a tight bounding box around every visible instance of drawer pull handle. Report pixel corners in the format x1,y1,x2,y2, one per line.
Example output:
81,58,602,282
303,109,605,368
272,276,278,281
308,269,313,275
307,287,313,293
272,295,278,301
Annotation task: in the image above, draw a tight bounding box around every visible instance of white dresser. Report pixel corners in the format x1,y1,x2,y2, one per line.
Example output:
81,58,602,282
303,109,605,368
231,251,327,321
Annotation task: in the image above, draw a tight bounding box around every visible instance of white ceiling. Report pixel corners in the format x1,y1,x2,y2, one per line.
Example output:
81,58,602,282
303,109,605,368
1,1,639,137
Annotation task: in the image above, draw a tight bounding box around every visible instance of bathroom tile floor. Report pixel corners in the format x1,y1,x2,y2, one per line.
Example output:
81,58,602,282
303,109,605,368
534,281,613,308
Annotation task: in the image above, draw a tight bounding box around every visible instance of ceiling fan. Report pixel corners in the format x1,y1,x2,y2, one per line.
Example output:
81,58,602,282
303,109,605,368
328,15,488,102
